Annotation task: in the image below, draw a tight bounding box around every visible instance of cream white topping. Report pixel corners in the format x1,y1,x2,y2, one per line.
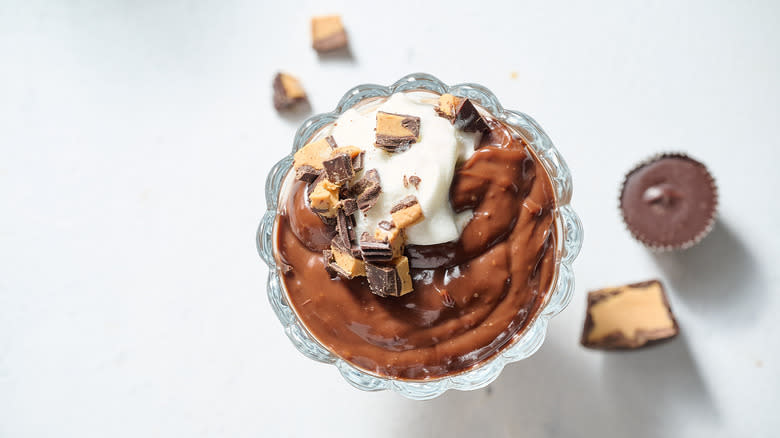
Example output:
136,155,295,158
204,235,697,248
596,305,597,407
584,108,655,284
329,93,479,245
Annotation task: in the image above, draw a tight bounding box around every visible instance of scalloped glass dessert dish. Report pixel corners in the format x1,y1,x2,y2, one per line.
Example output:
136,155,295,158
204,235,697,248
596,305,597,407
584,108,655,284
257,73,582,400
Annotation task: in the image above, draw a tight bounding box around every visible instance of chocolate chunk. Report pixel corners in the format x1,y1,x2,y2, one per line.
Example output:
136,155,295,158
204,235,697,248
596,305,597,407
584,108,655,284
359,232,393,262
322,153,355,185
324,247,365,279
339,197,358,216
365,257,414,297
333,210,357,251
311,15,348,52
374,224,405,259
375,112,421,152
581,280,679,350
408,175,421,189
390,195,424,229
273,72,307,110
350,169,382,213
453,98,489,134
295,164,321,183
435,94,489,134
352,151,365,172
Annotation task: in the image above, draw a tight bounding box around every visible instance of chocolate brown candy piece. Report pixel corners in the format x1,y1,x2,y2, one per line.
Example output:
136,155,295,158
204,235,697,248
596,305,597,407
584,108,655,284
294,136,337,173
294,165,321,184
375,112,421,152
359,232,393,262
338,197,358,216
322,153,355,185
581,280,679,350
434,94,490,135
333,209,358,254
349,169,381,213
374,222,404,259
324,246,365,279
351,151,365,173
311,15,348,52
408,175,421,189
273,73,307,110
390,195,424,229
364,256,413,297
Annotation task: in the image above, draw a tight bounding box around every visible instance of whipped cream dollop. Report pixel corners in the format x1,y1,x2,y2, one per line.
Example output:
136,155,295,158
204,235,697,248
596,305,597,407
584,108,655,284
329,93,479,245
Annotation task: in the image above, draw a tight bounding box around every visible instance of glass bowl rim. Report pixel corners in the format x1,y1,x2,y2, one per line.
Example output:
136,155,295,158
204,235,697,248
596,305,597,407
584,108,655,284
257,72,583,400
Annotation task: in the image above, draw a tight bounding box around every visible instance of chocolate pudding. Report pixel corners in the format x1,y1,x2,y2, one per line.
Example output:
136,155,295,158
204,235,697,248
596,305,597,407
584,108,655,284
274,92,558,379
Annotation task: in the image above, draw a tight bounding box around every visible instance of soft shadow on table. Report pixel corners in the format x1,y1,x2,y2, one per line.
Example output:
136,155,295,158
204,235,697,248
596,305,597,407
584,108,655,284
650,221,766,325
408,335,717,438
316,45,356,63
278,100,313,126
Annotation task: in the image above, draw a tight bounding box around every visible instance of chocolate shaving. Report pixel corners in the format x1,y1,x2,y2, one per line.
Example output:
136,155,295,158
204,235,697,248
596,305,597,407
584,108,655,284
390,195,419,214
408,175,421,189
378,220,394,231
359,232,393,263
322,153,354,185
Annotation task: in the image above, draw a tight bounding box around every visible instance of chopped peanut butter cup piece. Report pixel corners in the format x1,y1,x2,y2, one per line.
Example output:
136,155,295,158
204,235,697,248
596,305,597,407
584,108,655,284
390,195,424,229
359,232,393,263
273,73,307,111
364,256,414,297
324,246,365,279
348,169,381,212
434,94,460,121
322,153,354,185
333,210,359,256
293,136,337,176
338,197,358,216
331,146,363,159
435,94,489,135
308,175,340,218
581,280,679,350
311,15,348,52
375,111,421,152
374,222,404,259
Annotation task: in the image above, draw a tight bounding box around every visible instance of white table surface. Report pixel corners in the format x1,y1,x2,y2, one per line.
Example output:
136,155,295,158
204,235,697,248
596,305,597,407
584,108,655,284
2,1,779,436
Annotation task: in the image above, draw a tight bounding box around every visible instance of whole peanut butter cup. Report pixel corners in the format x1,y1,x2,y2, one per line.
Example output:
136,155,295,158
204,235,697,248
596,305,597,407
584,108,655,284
619,153,718,251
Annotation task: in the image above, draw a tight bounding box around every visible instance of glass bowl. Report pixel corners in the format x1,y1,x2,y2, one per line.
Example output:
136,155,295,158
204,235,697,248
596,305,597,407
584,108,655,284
256,73,583,400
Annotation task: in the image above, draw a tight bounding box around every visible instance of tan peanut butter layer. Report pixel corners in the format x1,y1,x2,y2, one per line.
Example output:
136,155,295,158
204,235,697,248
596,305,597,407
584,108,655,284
390,195,424,229
293,136,337,171
327,245,365,278
374,221,404,259
308,177,340,218
374,112,421,151
582,280,679,349
311,15,348,52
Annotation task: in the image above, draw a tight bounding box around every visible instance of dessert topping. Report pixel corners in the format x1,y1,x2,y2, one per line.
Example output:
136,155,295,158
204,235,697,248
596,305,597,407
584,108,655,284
350,169,382,213
390,195,424,229
273,72,307,111
364,256,413,297
435,94,490,136
358,232,394,262
294,136,337,173
374,111,421,152
581,280,679,350
322,153,354,185
311,15,348,52
374,222,404,259
308,175,340,218
324,247,365,279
